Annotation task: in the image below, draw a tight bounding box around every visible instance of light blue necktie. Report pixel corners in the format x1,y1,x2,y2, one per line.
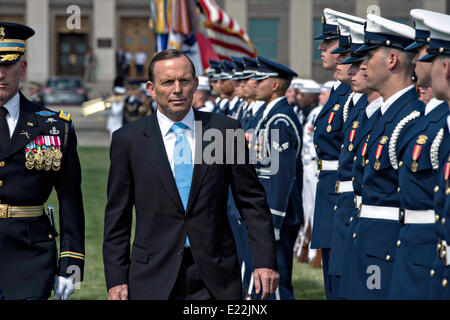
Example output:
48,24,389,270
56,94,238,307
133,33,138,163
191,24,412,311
171,122,193,247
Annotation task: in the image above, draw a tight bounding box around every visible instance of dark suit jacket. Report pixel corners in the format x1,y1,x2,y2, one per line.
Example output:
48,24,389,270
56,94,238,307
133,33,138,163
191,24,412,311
103,109,277,300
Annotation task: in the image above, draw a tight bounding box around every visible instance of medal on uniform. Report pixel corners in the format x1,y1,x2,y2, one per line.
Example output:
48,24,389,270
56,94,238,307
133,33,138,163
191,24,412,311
374,144,383,171
411,144,423,173
445,161,450,195
327,112,335,133
348,129,356,152
361,142,368,166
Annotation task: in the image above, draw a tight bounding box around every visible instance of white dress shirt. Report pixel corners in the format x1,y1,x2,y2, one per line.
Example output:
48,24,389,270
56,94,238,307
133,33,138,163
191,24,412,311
2,91,20,138
157,107,196,174
380,85,415,115
366,96,384,119
262,96,285,120
425,98,444,116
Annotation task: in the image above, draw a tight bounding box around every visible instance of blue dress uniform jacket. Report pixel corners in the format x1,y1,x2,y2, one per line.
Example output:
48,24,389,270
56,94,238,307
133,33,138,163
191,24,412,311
311,82,352,249
328,94,368,277
252,97,303,300
429,124,450,299
389,101,449,299
338,106,383,299
340,87,425,299
0,92,85,300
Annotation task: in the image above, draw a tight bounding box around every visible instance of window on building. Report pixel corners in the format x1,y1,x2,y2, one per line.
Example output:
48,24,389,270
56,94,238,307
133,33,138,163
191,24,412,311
250,19,278,60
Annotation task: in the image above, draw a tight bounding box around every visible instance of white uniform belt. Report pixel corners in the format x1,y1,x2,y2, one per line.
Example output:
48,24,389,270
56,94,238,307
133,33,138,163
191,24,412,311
354,195,362,209
318,159,338,171
359,204,399,221
403,209,435,224
336,180,353,193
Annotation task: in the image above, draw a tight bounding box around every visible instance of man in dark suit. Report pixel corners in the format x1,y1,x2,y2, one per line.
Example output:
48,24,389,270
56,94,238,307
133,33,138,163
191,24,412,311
103,49,279,300
0,22,85,300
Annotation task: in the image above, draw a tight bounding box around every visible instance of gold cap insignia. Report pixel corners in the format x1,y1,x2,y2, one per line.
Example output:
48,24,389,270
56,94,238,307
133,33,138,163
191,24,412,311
0,27,5,41
385,40,391,46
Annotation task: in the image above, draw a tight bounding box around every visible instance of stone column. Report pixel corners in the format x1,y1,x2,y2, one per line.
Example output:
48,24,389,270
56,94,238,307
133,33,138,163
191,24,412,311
224,0,248,32
25,0,50,84
422,0,446,13
289,0,312,78
93,0,116,82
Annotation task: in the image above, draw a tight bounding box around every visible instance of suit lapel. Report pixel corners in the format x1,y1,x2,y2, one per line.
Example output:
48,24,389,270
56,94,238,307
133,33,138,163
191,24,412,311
185,110,211,215
2,93,41,160
143,114,185,213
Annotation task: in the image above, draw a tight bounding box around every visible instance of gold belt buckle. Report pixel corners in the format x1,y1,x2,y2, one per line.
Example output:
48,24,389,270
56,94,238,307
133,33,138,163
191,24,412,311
0,204,9,218
335,181,340,193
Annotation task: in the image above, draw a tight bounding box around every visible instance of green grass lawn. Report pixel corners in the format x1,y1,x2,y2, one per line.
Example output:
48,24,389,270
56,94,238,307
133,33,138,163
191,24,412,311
46,146,325,300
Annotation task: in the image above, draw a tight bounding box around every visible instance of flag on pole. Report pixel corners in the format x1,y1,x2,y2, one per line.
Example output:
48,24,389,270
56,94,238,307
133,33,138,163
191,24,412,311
196,0,257,60
149,0,257,73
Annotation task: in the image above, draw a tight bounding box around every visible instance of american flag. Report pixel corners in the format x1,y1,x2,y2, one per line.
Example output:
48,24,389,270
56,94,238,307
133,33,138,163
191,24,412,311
149,0,257,71
196,0,257,60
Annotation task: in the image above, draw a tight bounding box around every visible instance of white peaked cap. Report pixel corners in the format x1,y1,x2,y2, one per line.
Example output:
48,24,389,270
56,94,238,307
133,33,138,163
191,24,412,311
423,13,450,42
365,14,415,40
337,18,365,38
324,8,366,26
410,9,449,31
197,76,211,91
299,79,321,94
321,81,335,91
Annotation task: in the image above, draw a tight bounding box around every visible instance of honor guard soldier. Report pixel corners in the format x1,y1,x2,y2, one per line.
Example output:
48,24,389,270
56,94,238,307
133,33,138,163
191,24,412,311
336,21,384,299
296,79,322,264
122,80,144,126
230,57,251,121
216,60,236,115
388,9,450,300
417,13,450,300
241,57,265,131
339,14,425,299
0,22,85,300
251,56,303,300
310,8,361,299
326,17,367,297
205,59,222,112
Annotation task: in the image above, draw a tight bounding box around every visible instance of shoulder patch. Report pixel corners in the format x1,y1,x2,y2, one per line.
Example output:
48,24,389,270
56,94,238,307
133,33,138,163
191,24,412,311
59,110,71,122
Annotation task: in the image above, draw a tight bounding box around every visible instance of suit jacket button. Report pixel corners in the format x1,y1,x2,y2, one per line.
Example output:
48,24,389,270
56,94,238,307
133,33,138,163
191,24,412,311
0,161,5,167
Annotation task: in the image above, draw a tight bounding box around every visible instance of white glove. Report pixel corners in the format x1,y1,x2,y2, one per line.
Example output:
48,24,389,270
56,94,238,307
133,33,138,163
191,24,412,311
274,228,280,241
54,276,75,300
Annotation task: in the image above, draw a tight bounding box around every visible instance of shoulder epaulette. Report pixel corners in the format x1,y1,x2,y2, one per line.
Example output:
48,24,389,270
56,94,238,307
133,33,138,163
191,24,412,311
59,110,71,122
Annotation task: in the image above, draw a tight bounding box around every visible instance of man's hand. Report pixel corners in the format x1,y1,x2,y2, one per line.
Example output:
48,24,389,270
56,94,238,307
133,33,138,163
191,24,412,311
108,284,128,300
253,268,280,300
54,276,76,300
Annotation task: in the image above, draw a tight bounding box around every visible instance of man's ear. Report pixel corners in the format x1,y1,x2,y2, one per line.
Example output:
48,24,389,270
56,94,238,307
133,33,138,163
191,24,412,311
193,76,199,92
146,81,156,98
19,58,27,78
386,50,400,71
272,78,280,92
444,59,450,80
